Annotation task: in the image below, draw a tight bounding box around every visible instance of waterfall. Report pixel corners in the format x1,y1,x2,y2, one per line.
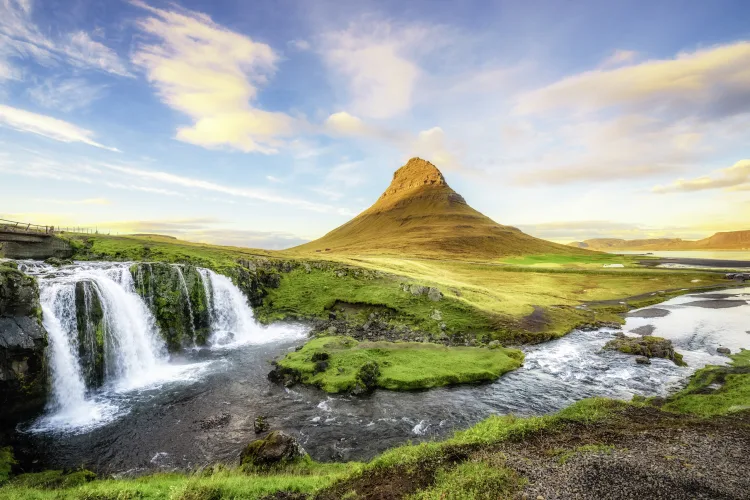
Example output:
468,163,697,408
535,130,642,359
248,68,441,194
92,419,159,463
33,263,170,429
41,283,90,415
198,268,214,325
200,268,298,346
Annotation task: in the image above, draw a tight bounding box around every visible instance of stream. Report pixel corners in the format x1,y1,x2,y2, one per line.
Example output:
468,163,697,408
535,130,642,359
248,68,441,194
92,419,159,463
9,261,750,475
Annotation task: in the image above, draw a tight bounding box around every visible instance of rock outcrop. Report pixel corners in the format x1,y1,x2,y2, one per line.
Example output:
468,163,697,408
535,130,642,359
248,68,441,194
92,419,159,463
604,333,687,366
240,431,307,467
0,262,47,421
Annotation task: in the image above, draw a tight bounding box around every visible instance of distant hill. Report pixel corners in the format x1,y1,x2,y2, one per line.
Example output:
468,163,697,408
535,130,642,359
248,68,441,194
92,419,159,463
293,158,589,259
569,231,750,251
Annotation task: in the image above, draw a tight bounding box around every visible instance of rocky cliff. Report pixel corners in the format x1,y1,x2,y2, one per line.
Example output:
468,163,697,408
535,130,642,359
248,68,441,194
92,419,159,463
0,262,47,421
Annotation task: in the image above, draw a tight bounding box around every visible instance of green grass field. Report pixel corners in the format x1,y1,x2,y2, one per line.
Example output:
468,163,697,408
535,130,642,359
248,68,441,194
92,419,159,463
276,336,524,392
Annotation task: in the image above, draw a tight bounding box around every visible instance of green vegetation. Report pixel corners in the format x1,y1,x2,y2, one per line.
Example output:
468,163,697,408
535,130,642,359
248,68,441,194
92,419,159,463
662,349,750,416
130,263,211,350
409,460,525,500
0,447,15,485
275,336,524,393
500,252,642,268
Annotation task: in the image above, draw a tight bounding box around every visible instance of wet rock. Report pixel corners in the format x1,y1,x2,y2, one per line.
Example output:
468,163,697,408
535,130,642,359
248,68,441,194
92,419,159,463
254,416,269,434
604,335,686,366
0,263,47,421
717,347,731,355
685,300,747,309
240,431,306,467
635,356,651,365
199,411,231,430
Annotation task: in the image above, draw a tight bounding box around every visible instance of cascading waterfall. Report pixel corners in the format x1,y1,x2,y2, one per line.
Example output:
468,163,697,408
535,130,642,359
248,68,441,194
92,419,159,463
23,261,302,432
199,268,295,346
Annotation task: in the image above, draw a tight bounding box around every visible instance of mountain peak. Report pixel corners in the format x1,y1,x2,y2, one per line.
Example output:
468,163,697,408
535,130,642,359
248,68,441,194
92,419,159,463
379,158,447,201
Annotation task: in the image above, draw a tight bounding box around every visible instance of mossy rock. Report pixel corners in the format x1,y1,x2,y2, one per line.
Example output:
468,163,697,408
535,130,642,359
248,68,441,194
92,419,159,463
240,431,307,468
604,334,687,366
75,280,106,388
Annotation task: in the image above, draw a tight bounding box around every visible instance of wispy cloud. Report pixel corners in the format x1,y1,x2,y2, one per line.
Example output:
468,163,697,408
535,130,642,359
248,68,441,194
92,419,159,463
601,49,638,67
27,78,108,112
33,197,111,205
100,162,335,212
653,159,750,193
0,104,119,151
130,0,296,153
0,0,132,79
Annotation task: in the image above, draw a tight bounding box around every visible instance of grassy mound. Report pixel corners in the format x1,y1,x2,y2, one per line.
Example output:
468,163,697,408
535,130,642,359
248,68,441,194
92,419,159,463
275,336,524,393
662,349,750,416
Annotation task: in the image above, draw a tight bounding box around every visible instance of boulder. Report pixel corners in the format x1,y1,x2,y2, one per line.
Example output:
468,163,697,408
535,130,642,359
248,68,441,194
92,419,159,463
240,431,306,467
427,287,443,302
635,356,651,365
604,334,686,366
717,347,731,355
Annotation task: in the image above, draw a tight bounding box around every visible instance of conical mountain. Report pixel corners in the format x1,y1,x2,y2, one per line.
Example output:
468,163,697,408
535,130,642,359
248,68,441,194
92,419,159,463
293,158,587,259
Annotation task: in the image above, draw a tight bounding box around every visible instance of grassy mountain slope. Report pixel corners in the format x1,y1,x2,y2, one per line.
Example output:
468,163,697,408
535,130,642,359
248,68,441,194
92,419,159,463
293,158,591,260
570,230,750,251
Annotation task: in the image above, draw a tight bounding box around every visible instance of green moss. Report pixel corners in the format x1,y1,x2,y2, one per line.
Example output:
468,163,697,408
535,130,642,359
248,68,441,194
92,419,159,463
276,336,524,393
662,349,750,416
130,263,211,350
75,281,106,388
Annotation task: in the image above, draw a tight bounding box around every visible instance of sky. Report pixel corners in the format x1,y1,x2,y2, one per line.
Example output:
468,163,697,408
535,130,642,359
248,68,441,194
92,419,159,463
1,0,749,248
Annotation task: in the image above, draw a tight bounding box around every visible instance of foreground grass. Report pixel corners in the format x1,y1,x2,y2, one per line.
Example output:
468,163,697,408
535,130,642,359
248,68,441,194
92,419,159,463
3,372,748,500
662,349,750,416
276,336,524,392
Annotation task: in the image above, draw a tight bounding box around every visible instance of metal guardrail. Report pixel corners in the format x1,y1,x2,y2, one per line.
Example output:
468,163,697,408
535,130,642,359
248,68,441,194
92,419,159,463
0,219,54,235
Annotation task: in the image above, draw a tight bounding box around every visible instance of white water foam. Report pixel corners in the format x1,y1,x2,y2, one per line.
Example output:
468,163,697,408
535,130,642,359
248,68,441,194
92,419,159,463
200,268,306,346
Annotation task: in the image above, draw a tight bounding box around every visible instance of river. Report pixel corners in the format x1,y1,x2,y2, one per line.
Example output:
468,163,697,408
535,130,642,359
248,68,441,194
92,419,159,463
9,261,750,476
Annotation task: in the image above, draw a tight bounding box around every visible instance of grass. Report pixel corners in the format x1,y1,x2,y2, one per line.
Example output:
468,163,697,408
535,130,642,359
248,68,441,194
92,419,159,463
276,336,525,393
662,349,750,416
408,460,525,500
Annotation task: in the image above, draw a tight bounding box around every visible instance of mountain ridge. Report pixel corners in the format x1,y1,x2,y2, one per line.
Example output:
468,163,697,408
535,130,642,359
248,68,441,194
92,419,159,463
569,230,750,251
293,158,589,259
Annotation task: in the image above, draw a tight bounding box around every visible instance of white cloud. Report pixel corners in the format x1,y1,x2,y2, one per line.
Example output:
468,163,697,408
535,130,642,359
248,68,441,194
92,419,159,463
27,78,108,112
288,39,311,51
601,49,638,67
100,162,335,212
320,20,435,119
653,159,750,193
130,0,296,153
410,127,462,171
0,0,132,79
516,42,750,121
0,104,119,151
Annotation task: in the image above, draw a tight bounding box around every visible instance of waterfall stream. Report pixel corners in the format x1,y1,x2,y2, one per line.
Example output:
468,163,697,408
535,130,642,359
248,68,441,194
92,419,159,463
22,261,290,433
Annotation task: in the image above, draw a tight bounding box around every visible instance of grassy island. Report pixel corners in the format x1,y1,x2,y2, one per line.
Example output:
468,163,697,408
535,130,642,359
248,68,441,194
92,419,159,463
273,336,525,393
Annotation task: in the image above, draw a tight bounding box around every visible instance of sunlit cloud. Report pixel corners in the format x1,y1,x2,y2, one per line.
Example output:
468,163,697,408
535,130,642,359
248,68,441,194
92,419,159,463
320,19,437,119
516,42,750,120
653,159,750,193
130,0,296,153
0,105,119,151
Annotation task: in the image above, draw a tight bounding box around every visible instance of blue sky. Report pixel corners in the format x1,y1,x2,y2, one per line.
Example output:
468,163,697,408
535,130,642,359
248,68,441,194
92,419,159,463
1,0,749,248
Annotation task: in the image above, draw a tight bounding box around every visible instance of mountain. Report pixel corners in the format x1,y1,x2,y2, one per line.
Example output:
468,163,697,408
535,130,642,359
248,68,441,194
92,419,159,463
569,230,750,251
293,158,588,259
